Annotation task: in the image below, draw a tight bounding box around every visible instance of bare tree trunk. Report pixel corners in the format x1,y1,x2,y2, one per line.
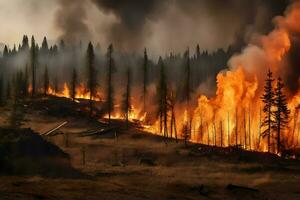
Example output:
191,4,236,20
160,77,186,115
257,108,262,150
235,108,238,146
268,104,271,153
174,113,178,143
227,112,230,147
200,114,203,143
213,121,216,146
296,128,300,148
248,107,251,150
207,123,210,146
170,108,174,139
244,110,247,149
220,120,223,147
292,113,297,147
277,116,281,154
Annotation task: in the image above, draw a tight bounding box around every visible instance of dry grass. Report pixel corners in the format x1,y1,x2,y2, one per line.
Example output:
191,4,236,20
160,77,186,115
0,102,300,200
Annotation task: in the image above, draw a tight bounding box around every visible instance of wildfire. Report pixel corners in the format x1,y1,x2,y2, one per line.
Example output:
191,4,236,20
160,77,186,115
45,83,102,101
25,2,300,154
132,2,300,153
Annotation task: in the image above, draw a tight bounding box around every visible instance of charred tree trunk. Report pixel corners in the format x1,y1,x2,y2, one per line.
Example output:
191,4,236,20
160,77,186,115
244,110,247,149
207,123,210,146
248,107,251,150
220,120,223,147
227,112,230,147
235,108,238,146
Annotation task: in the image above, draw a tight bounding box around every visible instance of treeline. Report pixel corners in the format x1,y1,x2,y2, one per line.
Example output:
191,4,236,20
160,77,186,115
0,35,235,137
0,35,235,104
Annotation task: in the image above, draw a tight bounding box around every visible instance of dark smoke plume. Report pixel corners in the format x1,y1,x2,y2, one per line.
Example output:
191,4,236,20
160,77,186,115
55,0,289,52
55,0,91,43
91,0,165,50
91,0,288,51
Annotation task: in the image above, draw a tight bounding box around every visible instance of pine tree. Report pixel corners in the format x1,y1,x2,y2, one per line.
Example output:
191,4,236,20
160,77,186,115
183,49,192,105
86,42,97,116
196,44,201,59
157,57,168,140
182,49,192,145
3,45,9,58
30,36,37,97
71,68,78,102
143,48,148,113
41,36,49,55
106,44,115,124
21,35,29,51
274,77,290,154
43,66,49,96
261,69,276,153
182,123,190,147
122,67,132,128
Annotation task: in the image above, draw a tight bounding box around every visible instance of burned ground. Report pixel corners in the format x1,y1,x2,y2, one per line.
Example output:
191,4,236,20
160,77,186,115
0,96,299,200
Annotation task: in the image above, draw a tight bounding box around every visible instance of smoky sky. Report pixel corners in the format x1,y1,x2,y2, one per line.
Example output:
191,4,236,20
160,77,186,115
61,0,288,54
0,0,290,54
55,0,91,43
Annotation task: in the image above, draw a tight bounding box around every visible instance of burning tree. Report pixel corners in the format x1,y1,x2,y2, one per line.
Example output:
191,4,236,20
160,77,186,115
86,42,97,116
157,56,169,140
122,67,132,128
71,67,78,102
182,49,192,143
273,77,290,154
106,44,115,125
261,69,276,153
43,66,49,96
182,110,191,147
143,48,148,113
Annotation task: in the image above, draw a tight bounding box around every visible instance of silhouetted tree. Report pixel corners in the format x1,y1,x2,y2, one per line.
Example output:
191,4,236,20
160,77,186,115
43,66,49,96
182,49,192,144
21,35,29,51
71,68,78,102
143,48,148,112
86,42,97,116
182,122,191,147
30,36,37,97
122,67,132,128
157,57,168,140
261,69,275,153
196,44,201,59
54,76,59,94
3,45,9,58
274,77,290,154
106,44,115,124
41,36,49,55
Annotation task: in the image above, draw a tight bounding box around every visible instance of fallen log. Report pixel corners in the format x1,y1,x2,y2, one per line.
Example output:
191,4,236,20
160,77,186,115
226,184,259,192
42,121,68,136
79,126,119,137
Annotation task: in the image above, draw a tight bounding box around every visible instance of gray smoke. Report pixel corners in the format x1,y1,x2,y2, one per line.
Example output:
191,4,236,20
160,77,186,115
55,0,289,53
55,0,91,43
